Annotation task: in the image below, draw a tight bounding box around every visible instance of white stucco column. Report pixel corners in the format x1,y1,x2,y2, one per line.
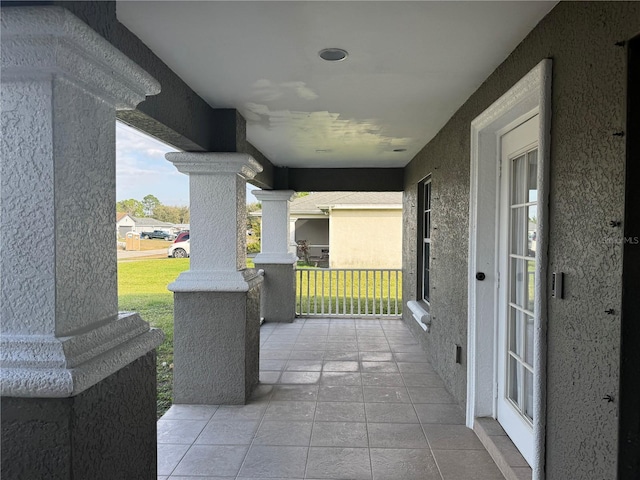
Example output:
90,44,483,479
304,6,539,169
164,152,265,404
0,6,164,398
252,190,298,322
253,190,298,264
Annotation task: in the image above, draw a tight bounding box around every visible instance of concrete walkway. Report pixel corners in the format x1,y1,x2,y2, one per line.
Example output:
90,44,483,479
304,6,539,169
117,248,169,260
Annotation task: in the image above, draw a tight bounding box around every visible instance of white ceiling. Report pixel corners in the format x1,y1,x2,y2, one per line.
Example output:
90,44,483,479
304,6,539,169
117,1,556,168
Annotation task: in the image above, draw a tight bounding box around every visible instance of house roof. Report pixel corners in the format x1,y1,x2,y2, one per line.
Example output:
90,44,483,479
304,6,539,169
290,192,402,215
130,216,174,227
116,212,129,222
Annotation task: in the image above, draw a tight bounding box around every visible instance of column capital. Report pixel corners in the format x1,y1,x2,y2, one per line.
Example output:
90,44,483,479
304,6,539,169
1,6,160,109
166,152,263,179
252,190,296,202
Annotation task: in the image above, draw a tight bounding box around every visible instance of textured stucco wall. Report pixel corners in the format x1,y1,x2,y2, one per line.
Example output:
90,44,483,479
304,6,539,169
0,67,119,337
1,352,157,479
402,3,639,478
173,286,261,405
330,209,402,269
254,263,296,322
54,78,118,335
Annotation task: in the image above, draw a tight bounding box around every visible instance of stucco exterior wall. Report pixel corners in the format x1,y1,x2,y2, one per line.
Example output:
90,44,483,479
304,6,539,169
402,2,640,478
330,209,402,269
1,352,157,480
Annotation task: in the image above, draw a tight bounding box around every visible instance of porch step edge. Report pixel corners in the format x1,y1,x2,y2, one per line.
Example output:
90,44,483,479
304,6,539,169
473,417,532,480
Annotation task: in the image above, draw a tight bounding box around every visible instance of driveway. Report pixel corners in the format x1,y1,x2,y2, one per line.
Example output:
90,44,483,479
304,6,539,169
117,248,168,260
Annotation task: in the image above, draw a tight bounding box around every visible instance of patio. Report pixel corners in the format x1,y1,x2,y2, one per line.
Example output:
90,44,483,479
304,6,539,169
157,318,505,479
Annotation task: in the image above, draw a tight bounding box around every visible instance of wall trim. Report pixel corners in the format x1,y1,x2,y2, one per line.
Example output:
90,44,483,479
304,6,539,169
467,59,552,480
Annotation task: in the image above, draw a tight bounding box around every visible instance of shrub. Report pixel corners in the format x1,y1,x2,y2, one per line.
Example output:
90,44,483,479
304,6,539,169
247,241,261,254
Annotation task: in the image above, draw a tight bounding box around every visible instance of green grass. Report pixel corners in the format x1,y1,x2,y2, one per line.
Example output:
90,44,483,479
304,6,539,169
118,258,189,418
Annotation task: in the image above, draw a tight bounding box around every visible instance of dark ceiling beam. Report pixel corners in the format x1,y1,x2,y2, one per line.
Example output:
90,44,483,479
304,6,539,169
2,0,278,189
274,168,404,192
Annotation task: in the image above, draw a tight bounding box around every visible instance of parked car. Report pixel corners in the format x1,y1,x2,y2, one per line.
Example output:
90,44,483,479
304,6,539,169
173,231,190,243
141,230,176,241
168,239,190,258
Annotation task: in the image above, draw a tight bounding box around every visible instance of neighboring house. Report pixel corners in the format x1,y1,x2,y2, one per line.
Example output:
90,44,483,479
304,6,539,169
116,213,174,238
287,192,402,269
116,212,135,237
130,216,175,235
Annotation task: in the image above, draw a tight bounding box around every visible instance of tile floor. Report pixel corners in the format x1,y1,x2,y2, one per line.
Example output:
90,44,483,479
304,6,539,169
157,318,504,479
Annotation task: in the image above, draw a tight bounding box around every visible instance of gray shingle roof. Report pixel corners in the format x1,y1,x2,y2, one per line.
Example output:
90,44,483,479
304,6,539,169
130,216,174,227
290,192,402,214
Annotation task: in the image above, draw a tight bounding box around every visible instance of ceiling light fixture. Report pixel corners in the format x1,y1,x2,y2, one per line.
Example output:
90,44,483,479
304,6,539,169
319,48,348,62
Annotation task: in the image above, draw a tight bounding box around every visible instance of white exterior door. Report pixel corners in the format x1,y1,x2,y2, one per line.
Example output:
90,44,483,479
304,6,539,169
497,114,539,465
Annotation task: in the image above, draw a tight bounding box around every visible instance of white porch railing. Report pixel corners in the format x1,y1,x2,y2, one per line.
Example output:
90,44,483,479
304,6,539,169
296,268,402,318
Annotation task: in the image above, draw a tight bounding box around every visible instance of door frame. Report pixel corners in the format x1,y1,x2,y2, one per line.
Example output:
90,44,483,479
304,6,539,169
467,59,551,479
618,34,640,479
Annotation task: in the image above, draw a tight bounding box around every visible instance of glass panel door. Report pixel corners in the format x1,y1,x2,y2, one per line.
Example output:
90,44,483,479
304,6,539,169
496,113,539,466
507,149,537,423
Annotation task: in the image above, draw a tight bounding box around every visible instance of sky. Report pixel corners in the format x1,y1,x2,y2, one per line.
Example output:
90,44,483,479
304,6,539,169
115,121,259,207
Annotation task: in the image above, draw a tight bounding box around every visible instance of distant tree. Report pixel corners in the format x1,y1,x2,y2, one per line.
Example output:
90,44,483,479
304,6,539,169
175,206,190,224
154,205,190,224
294,192,310,198
246,202,262,239
246,202,262,213
246,202,262,253
142,194,161,217
116,198,144,217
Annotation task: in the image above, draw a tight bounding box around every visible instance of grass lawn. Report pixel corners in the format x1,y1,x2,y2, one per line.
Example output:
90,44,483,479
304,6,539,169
118,258,187,418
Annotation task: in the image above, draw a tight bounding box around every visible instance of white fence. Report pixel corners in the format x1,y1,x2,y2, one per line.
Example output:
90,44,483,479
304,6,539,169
295,268,402,318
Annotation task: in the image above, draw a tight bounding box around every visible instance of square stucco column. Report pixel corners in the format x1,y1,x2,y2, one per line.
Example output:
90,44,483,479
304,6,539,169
253,190,298,323
166,152,264,404
1,7,163,479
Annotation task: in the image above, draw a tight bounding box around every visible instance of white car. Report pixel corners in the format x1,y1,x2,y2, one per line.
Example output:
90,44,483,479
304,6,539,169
168,239,190,258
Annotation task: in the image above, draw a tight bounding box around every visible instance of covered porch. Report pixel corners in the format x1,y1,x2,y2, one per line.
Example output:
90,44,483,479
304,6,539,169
157,318,511,479
2,2,639,480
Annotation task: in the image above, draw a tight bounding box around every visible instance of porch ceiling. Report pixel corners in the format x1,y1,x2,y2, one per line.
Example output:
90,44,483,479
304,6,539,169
116,1,556,169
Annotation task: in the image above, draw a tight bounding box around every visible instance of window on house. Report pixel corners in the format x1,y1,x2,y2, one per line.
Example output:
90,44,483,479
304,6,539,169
417,176,431,303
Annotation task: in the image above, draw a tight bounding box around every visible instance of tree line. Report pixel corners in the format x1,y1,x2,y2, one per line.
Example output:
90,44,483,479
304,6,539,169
117,194,190,224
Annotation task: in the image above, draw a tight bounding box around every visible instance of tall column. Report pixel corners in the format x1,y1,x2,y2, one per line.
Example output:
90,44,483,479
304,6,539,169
1,7,163,479
253,190,298,322
166,152,264,404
